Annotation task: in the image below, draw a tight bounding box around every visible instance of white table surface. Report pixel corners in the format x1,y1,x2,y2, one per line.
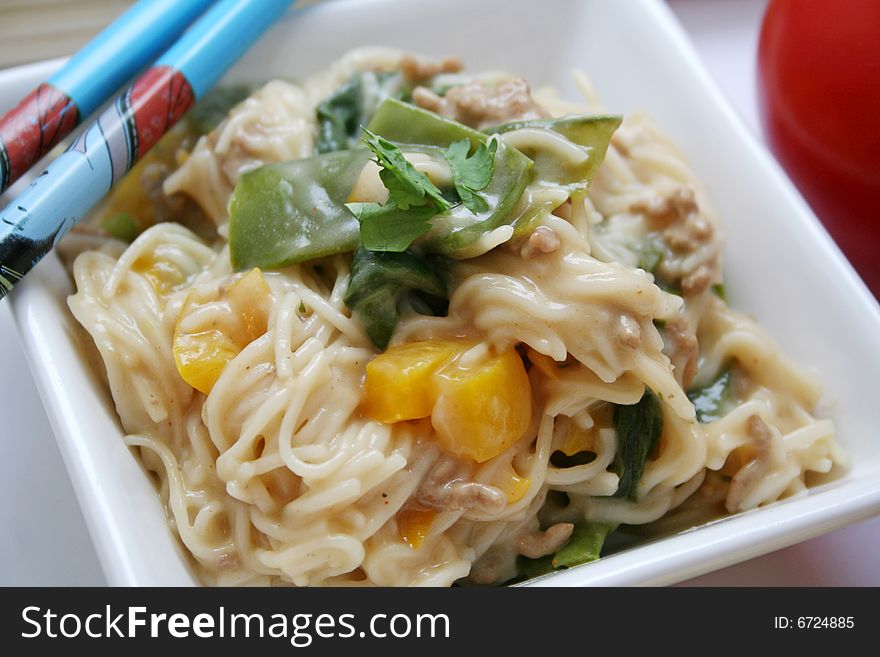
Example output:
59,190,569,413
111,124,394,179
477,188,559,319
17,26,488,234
2,0,878,587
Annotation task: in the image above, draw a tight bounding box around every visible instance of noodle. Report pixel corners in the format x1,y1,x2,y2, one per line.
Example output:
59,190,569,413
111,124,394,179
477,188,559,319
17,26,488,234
66,47,843,586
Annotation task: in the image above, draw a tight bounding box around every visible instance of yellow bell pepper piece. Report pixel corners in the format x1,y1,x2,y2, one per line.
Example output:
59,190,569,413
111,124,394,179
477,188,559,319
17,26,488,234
173,329,240,395
173,269,270,394
431,348,532,463
363,340,462,423
132,255,188,295
227,268,272,345
397,506,436,549
363,340,533,463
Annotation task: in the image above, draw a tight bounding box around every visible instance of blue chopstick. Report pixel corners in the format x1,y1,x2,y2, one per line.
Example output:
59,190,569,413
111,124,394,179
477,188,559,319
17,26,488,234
0,0,216,194
0,0,297,299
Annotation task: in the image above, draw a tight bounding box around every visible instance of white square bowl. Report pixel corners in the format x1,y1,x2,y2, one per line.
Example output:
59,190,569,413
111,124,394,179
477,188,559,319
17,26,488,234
6,0,880,586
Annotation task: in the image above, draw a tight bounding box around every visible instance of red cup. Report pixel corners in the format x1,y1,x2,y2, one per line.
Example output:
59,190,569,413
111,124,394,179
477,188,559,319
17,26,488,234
758,0,880,297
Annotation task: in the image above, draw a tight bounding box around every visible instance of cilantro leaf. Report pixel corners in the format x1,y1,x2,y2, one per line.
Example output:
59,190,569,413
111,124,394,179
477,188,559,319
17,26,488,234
346,202,435,252
360,128,450,212
443,137,497,214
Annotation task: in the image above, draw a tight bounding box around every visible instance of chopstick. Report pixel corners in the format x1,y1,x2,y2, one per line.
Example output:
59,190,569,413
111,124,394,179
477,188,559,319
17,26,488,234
0,0,216,195
0,0,297,299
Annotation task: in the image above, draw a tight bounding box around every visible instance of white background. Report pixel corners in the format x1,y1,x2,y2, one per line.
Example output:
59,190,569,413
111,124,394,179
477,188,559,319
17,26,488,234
1,0,877,586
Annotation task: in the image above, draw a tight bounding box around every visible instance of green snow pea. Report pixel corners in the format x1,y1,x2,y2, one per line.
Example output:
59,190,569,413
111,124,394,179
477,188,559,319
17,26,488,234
228,149,371,271
486,114,622,191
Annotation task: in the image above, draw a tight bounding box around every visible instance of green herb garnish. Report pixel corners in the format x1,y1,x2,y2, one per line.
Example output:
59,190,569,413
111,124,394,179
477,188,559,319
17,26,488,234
348,129,453,252
687,368,733,423
612,389,664,501
346,202,436,253
361,128,450,211
443,137,497,214
366,98,532,257
343,247,448,349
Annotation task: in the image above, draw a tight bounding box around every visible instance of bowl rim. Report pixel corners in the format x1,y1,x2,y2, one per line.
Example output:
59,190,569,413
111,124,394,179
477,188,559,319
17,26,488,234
6,0,880,587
